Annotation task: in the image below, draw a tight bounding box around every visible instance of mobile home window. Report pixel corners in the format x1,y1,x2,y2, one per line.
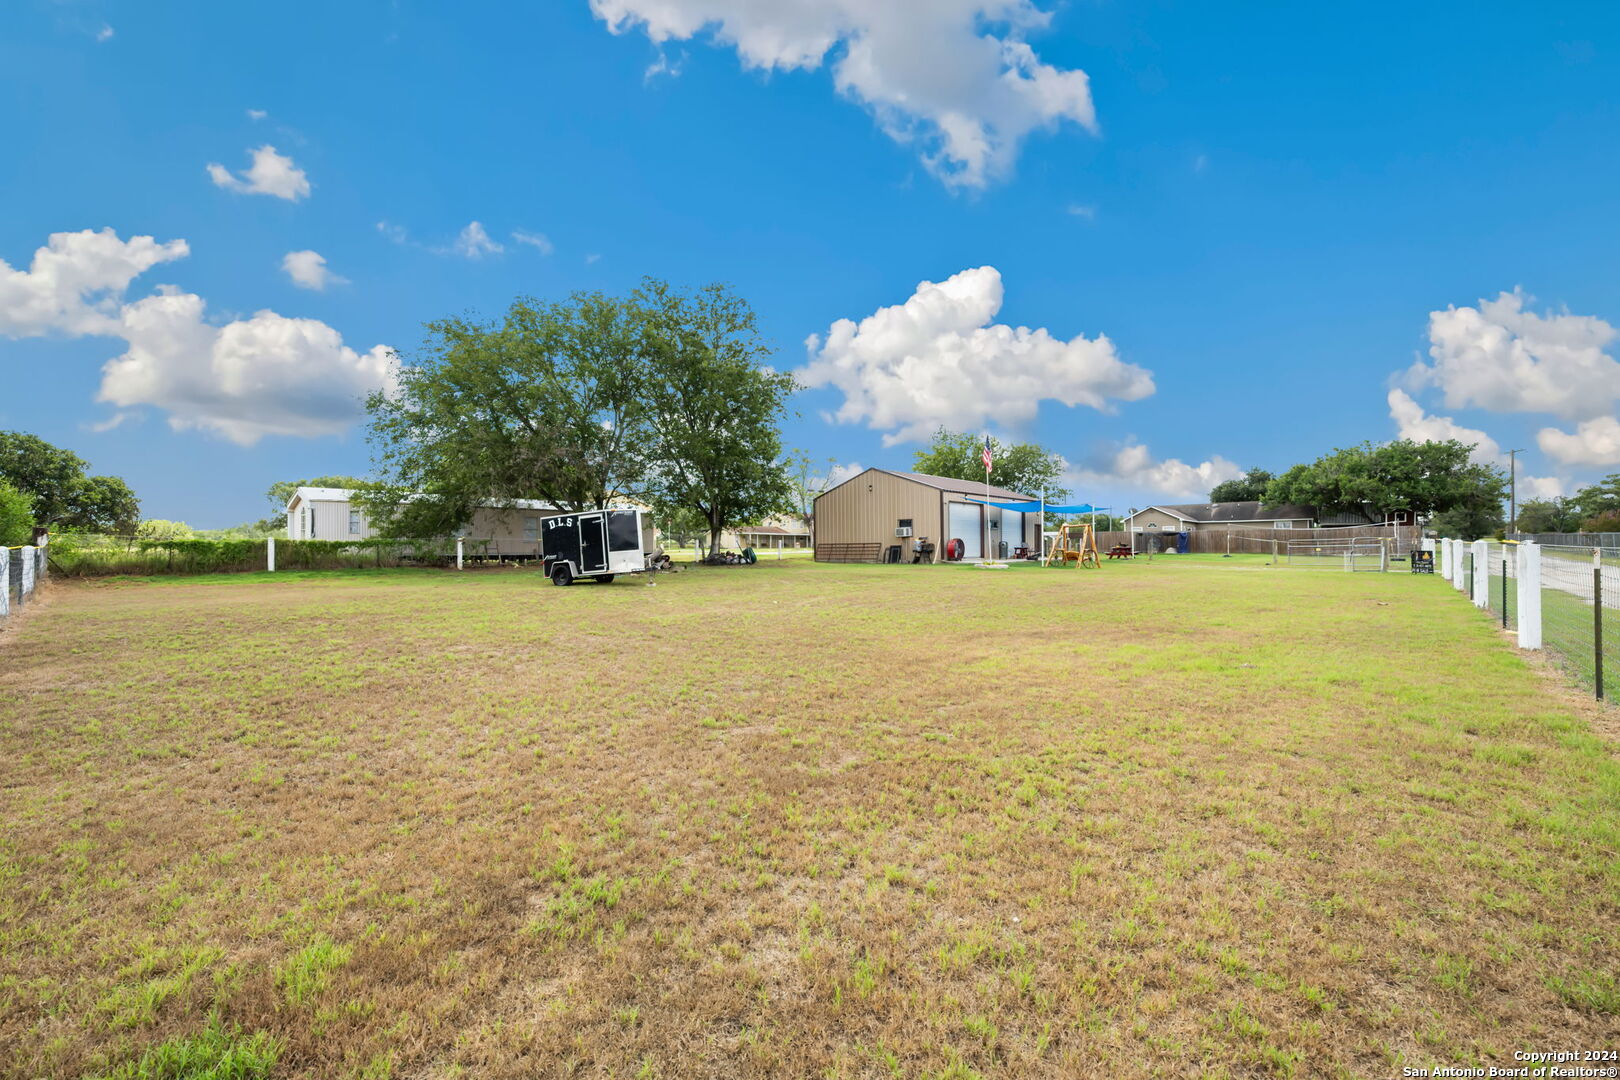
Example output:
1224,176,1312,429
349,509,362,535
523,515,540,541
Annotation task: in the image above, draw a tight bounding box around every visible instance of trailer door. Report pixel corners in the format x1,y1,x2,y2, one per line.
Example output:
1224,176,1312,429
579,513,608,574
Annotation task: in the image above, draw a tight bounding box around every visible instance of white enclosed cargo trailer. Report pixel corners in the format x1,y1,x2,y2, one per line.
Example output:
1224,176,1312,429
542,508,648,585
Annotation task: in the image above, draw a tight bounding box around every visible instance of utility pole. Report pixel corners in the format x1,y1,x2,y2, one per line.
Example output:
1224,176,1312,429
1507,448,1526,536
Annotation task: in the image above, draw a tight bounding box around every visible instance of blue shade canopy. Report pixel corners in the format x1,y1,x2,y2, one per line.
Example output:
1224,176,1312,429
967,499,1111,514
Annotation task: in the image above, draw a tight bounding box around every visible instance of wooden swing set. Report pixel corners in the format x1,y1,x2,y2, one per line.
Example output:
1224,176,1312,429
1043,521,1100,568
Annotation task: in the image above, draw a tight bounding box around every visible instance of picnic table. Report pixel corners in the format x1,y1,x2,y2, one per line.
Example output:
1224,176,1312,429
1106,544,1133,559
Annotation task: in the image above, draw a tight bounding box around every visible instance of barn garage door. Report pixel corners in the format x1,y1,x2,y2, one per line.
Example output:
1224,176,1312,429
948,503,982,559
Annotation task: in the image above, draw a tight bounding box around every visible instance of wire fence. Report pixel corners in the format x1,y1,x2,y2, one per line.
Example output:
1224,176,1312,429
1441,540,1618,702
1481,543,1517,635
2,541,48,622
1538,544,1619,701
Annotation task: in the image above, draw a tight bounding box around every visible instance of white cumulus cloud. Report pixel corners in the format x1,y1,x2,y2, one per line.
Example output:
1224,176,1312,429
1387,389,1501,464
589,0,1096,189
1407,288,1620,421
1538,417,1620,468
100,297,393,445
799,265,1154,446
1066,443,1243,501
511,229,555,255
1387,389,1563,497
0,228,189,338
206,145,311,201
281,250,346,291
0,229,391,445
451,221,502,258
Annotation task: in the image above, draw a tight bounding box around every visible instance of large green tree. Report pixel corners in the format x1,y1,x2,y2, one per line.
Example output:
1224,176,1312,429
1513,497,1582,534
783,449,845,533
0,481,33,546
637,279,798,553
1264,439,1506,523
1570,474,1620,531
0,431,139,533
360,293,653,536
1208,467,1275,503
912,429,1069,504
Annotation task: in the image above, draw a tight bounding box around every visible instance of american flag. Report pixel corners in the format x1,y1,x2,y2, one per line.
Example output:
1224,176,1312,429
981,436,993,473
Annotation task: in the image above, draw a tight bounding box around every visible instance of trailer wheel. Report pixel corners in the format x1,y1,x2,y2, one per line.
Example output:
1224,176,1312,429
595,575,614,584
550,563,574,587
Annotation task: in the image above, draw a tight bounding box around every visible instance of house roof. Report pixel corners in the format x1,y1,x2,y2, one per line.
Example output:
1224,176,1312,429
809,467,1037,503
286,487,558,512
737,524,811,536
1126,501,1317,524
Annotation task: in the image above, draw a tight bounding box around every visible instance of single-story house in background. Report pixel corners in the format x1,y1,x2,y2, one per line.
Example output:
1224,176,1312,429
284,487,656,554
813,468,1042,563
733,516,812,550
1123,501,1319,535
1123,501,1421,536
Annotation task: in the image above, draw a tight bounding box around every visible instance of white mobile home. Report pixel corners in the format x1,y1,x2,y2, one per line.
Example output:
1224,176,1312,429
284,487,560,549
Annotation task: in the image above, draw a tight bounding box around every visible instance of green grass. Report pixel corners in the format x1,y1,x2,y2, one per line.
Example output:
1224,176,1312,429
2,558,1617,1077
86,1013,279,1080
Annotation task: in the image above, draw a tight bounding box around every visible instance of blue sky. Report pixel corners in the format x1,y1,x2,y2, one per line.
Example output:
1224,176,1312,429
4,1,1619,527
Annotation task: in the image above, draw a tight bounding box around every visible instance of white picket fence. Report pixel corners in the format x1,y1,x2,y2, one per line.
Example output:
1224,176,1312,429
1,539,48,621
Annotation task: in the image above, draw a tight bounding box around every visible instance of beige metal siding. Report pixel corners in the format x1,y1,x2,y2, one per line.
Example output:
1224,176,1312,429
815,470,949,561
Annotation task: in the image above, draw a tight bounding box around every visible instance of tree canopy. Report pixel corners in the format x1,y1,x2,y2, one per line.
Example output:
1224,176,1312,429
636,279,798,552
912,429,1069,505
1513,497,1582,534
361,280,798,551
361,292,653,536
1264,439,1505,522
0,481,33,546
1569,474,1620,531
0,431,139,533
1208,468,1274,503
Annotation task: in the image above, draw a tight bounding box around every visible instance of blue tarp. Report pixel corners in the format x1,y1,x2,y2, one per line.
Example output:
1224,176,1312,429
966,499,1111,514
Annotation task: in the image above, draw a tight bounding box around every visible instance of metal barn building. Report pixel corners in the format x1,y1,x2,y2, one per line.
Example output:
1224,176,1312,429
812,468,1043,563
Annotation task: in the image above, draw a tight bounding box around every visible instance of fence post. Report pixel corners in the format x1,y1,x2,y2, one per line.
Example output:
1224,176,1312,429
267,536,276,573
0,547,8,618
1455,541,1469,594
1595,548,1605,702
1501,548,1509,627
1516,542,1541,649
19,545,34,604
1439,538,1452,580
36,536,47,582
456,538,464,570
1471,540,1488,607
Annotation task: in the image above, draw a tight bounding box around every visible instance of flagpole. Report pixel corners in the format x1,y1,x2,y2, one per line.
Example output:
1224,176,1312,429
984,435,992,562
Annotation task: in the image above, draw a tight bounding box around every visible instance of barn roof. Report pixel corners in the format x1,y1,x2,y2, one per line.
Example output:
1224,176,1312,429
856,468,1037,502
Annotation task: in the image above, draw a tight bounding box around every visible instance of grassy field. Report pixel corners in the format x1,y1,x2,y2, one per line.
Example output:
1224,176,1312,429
2,558,1617,1078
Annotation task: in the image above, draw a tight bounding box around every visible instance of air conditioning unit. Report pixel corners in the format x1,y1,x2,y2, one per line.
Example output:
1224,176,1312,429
895,526,913,538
